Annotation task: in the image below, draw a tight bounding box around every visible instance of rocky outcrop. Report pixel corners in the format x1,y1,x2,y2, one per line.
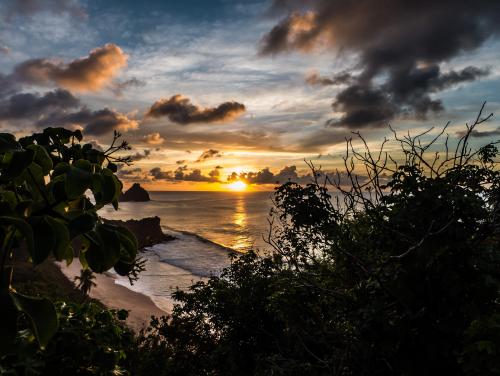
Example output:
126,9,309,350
104,216,174,249
119,183,150,202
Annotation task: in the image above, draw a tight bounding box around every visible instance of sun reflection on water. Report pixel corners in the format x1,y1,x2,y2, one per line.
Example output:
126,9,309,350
232,195,252,252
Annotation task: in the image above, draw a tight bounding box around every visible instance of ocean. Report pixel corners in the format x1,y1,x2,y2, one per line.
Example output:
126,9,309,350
99,191,275,312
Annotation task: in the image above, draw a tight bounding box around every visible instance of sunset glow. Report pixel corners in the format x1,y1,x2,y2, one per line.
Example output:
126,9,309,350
227,180,248,192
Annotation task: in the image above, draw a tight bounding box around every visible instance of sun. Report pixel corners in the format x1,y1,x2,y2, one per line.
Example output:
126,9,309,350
227,180,248,191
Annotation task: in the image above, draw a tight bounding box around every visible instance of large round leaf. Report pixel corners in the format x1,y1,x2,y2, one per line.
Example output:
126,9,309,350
10,291,59,350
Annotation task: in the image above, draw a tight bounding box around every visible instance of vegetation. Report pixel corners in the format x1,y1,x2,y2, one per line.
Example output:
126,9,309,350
2,106,500,375
1,301,134,375
131,106,500,375
0,128,140,359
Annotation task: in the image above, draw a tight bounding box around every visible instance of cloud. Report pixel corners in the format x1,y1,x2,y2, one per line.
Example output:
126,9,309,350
0,46,10,55
129,149,151,162
116,167,149,183
146,94,246,124
228,165,312,185
142,132,165,145
1,0,86,19
305,71,353,86
260,0,499,128
0,73,21,99
150,166,219,182
0,89,80,120
457,127,500,138
14,44,127,92
196,149,222,162
111,77,145,96
37,107,139,136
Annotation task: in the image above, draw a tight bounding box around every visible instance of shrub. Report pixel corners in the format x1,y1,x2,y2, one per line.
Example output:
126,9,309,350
133,106,500,375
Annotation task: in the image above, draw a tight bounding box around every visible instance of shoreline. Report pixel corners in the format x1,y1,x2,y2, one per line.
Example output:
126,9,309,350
57,259,167,332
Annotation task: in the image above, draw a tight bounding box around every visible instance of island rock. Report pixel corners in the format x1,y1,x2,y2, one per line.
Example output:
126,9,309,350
119,183,150,202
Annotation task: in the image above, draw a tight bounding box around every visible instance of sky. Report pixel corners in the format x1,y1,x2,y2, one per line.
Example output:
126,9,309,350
1,0,499,191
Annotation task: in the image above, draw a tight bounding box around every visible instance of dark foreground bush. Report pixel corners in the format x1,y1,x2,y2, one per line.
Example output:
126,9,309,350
132,108,500,375
1,301,134,375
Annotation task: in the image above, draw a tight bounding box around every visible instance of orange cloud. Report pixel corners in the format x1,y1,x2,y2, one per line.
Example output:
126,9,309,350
143,132,165,145
146,94,246,124
14,44,127,92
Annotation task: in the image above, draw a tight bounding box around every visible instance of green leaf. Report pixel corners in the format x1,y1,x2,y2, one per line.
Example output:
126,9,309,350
83,224,121,273
68,212,97,239
115,226,138,263
28,216,56,264
65,165,92,199
0,216,35,258
1,149,35,181
10,291,59,349
27,144,53,175
0,133,21,152
45,216,71,262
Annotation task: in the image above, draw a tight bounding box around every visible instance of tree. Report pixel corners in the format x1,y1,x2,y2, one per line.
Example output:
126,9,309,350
74,269,97,297
134,105,500,375
0,127,140,354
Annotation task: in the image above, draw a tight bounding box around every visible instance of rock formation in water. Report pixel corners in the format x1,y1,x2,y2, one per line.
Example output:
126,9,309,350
119,183,150,202
105,216,174,249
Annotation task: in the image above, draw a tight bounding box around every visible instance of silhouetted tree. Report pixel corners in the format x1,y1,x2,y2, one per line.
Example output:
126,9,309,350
74,269,97,297
132,104,500,376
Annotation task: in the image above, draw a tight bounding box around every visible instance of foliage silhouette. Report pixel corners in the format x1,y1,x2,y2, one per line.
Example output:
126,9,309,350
0,127,140,355
74,269,97,297
132,105,500,375
1,301,134,375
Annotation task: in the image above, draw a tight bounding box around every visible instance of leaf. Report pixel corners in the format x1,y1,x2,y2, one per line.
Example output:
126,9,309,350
83,224,121,273
115,226,138,263
27,144,53,175
0,289,19,355
65,165,92,199
0,133,21,152
10,291,59,349
28,216,56,264
1,149,35,181
45,216,71,262
68,213,97,239
0,216,35,258
107,162,118,172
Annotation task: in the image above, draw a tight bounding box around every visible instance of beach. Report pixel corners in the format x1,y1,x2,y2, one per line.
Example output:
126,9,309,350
58,260,167,332
56,191,272,331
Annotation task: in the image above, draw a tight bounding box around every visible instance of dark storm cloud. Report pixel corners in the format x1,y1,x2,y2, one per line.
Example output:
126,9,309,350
0,73,21,99
0,89,79,120
38,107,138,136
196,149,222,162
150,166,219,183
14,44,127,92
260,0,499,128
146,95,246,124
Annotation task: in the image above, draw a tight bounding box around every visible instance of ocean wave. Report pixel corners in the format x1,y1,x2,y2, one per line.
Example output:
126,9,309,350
145,229,232,278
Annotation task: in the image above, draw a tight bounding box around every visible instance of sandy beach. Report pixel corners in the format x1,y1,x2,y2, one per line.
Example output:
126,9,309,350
58,260,167,332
